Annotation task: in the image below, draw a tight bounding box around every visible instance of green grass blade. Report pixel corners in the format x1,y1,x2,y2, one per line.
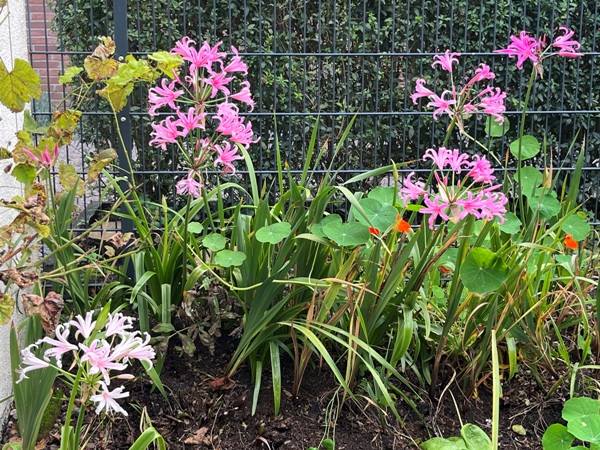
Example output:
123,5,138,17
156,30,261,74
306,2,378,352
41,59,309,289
270,341,282,416
128,427,166,450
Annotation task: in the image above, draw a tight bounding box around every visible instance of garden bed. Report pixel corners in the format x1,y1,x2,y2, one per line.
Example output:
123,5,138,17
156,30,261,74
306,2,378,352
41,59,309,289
2,335,568,449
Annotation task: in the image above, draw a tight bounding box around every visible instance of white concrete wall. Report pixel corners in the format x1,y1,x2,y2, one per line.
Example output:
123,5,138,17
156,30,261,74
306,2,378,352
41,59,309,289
0,0,28,427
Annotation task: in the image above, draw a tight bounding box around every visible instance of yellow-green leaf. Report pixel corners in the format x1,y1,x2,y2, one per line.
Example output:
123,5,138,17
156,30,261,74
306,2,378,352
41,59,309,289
59,162,85,195
87,148,117,184
97,82,134,112
148,51,183,78
0,59,42,112
0,294,15,325
59,66,84,84
12,163,37,185
48,109,82,145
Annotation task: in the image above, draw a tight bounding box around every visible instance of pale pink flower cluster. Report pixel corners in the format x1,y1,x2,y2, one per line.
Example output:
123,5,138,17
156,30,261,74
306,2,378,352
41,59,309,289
148,37,259,198
412,54,506,129
494,26,583,71
399,148,508,229
17,311,155,417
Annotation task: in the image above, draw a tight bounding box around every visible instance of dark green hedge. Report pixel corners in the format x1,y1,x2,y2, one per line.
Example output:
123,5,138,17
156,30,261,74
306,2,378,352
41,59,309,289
52,0,599,207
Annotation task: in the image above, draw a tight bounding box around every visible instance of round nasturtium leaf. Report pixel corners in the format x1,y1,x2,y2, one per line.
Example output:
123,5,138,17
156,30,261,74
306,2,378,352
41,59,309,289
461,423,492,450
187,222,204,234
561,215,590,242
420,437,466,450
529,193,561,220
514,166,543,197
497,212,522,235
311,214,342,238
459,247,509,294
367,186,397,206
203,233,227,252
485,116,510,137
542,423,575,450
567,414,600,444
355,198,398,231
215,250,246,267
562,397,600,423
323,221,370,247
509,135,540,160
256,222,292,244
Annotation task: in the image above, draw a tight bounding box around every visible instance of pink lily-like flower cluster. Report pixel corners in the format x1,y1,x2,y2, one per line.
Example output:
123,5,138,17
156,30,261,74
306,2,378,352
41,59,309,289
494,26,582,75
18,311,155,417
22,142,60,169
411,53,506,130
148,37,258,198
399,148,508,229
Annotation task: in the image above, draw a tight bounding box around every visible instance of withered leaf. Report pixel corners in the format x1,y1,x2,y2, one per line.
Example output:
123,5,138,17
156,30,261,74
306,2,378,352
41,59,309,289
183,427,210,445
87,148,117,184
209,376,236,391
22,291,64,334
0,267,39,288
106,231,133,249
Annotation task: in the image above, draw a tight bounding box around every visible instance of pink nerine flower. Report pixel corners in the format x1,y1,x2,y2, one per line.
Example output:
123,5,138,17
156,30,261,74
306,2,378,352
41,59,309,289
176,172,203,198
42,324,78,367
398,171,427,205
90,382,129,416
149,116,184,150
466,64,495,87
16,344,50,383
223,46,248,74
553,26,583,58
420,196,450,229
494,31,542,69
467,155,495,184
477,87,507,123
411,78,435,105
80,339,128,385
148,79,184,116
104,312,134,337
432,50,461,72
185,41,227,71
231,81,255,110
203,69,234,98
399,149,507,229
70,311,97,339
174,107,206,137
214,141,244,174
428,90,457,119
22,142,60,168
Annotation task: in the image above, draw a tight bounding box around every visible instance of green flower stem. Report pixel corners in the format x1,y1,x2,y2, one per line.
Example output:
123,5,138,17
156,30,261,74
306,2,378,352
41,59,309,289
60,364,84,450
181,194,192,292
516,70,537,217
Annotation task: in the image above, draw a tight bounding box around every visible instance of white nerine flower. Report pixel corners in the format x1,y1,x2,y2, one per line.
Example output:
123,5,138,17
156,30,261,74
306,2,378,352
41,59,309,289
90,382,130,416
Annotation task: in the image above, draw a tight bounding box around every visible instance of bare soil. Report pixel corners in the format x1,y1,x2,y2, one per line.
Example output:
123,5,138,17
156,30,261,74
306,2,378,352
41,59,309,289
2,335,569,450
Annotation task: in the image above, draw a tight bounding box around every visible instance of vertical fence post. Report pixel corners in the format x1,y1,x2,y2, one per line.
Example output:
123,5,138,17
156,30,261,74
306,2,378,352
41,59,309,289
113,0,134,237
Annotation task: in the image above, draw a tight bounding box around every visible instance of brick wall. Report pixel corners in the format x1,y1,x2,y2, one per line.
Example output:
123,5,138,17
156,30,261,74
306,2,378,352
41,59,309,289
27,0,67,110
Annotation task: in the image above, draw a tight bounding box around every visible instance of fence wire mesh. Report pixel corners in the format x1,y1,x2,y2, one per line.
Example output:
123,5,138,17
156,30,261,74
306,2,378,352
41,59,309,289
27,0,600,225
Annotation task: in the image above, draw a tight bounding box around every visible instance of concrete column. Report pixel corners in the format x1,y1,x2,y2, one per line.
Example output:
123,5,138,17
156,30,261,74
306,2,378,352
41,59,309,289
0,0,29,427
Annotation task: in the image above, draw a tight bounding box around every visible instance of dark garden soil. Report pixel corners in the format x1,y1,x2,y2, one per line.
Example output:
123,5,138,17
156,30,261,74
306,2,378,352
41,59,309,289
2,334,570,450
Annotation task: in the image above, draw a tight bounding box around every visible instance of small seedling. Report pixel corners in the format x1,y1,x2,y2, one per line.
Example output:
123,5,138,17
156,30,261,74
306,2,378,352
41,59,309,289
307,438,335,450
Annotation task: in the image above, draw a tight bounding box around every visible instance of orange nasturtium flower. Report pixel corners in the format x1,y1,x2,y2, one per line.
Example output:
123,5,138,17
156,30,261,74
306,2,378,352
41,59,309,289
395,215,411,233
564,234,578,249
369,227,380,236
439,265,452,274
